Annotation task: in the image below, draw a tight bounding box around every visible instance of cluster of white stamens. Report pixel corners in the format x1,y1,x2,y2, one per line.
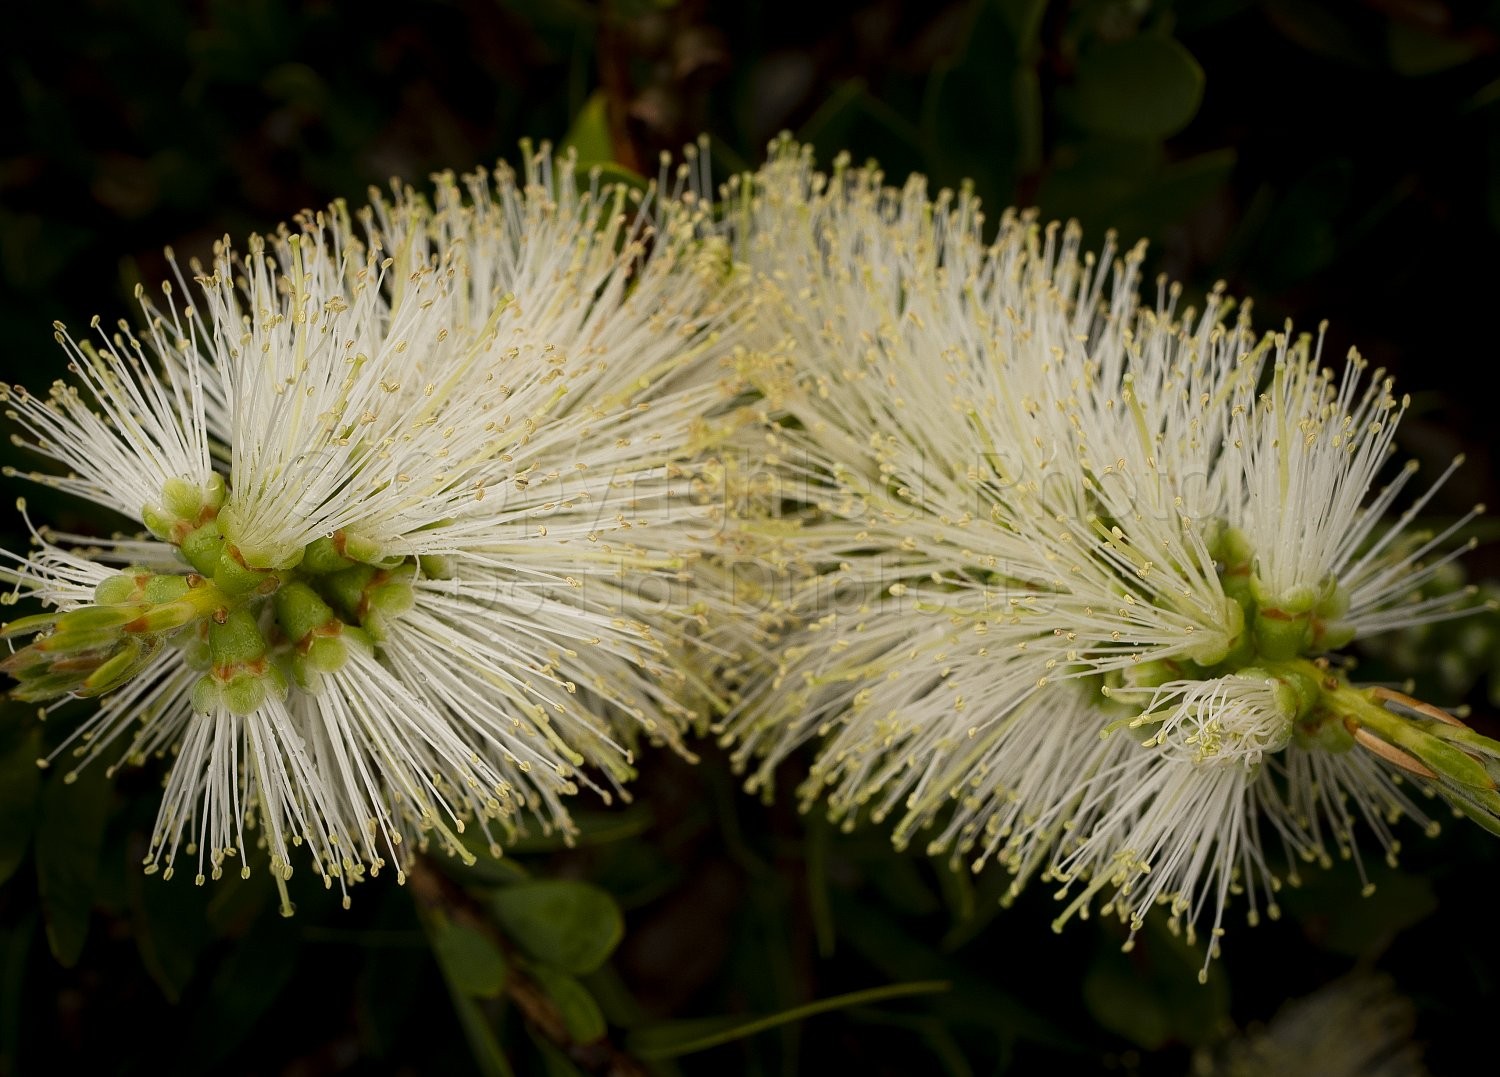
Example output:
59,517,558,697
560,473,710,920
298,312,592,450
713,138,1495,976
1,145,742,909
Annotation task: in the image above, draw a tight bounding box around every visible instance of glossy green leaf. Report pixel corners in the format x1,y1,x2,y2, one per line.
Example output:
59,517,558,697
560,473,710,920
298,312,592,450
430,918,508,999
490,880,623,975
1069,36,1205,140
529,966,606,1044
35,762,112,967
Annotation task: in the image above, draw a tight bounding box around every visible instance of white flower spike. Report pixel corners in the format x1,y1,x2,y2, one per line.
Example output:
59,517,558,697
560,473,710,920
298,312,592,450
718,138,1497,975
1,143,741,909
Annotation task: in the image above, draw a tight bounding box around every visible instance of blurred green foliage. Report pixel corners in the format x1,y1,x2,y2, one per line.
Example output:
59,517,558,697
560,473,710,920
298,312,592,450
3,1,1500,1074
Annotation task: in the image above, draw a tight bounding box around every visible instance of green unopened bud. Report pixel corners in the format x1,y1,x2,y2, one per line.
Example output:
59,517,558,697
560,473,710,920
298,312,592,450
208,608,268,669
274,582,339,646
142,504,175,542
1253,607,1312,662
1312,619,1356,651
321,563,416,640
1120,658,1180,692
144,475,226,543
322,565,376,621
213,544,271,596
161,476,206,521
180,522,226,577
11,666,93,702
301,535,356,575
1250,571,1320,617
191,674,220,713
55,604,144,635
34,623,129,656
1295,710,1357,753
363,568,415,641
142,574,192,605
94,568,151,606
0,611,60,641
221,670,270,715
217,507,305,571
120,579,225,635
80,636,160,696
290,638,342,686
336,531,394,566
418,553,457,580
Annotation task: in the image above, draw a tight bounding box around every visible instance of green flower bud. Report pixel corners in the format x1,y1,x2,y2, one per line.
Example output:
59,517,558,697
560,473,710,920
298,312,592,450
274,581,338,643
54,603,144,635
209,608,268,669
213,544,271,596
418,553,457,580
300,535,356,575
180,522,226,577
1253,607,1312,662
93,568,151,606
80,636,160,697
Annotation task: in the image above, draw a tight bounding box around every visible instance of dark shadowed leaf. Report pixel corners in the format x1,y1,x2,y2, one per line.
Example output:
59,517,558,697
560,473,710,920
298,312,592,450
35,762,112,967
530,965,606,1044
1082,918,1230,1050
0,719,40,885
491,880,623,975
430,916,509,999
1068,35,1205,140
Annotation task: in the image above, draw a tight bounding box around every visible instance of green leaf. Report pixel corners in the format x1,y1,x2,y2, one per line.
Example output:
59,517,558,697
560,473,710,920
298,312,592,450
490,880,623,975
833,894,1075,1053
529,966,606,1044
35,762,112,967
132,864,212,1002
430,918,508,999
1082,919,1230,1050
357,923,428,1060
0,719,41,885
451,990,517,1077
1106,149,1238,242
1279,861,1437,958
561,91,612,166
504,806,653,855
1069,35,1205,140
527,1032,587,1077
173,915,300,1074
627,980,950,1059
0,913,36,1073
998,0,1048,58
1387,23,1482,76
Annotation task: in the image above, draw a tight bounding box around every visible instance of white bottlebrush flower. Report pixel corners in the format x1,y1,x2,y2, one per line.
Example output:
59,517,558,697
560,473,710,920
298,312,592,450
1205,972,1429,1077
716,138,1496,972
1,144,741,906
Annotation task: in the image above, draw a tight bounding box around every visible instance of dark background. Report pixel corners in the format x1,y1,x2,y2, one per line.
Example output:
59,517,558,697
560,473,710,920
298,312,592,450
1,2,1498,1074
